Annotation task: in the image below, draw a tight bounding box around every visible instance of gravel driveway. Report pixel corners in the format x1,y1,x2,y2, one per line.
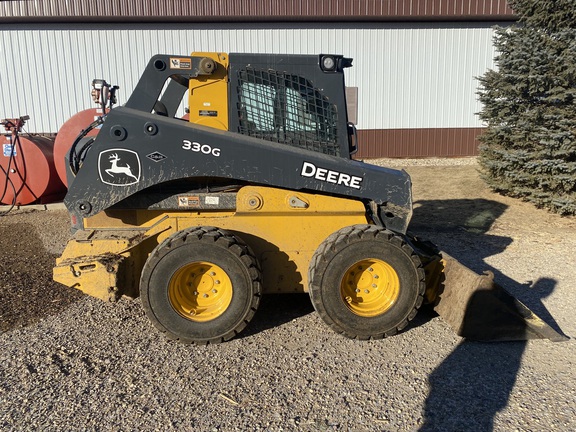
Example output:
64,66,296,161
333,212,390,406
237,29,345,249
1,159,574,431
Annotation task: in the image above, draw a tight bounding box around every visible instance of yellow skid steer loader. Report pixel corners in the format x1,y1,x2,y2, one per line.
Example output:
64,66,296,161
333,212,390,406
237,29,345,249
53,52,567,344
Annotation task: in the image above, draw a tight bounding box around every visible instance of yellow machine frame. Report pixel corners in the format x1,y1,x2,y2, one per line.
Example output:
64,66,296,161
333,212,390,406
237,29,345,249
54,186,370,301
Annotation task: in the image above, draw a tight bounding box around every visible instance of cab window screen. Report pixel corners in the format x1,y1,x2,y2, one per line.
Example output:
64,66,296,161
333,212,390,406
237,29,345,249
237,68,339,156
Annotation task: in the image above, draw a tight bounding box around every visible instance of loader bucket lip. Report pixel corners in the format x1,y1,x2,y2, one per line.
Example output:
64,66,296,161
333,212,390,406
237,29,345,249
430,252,569,343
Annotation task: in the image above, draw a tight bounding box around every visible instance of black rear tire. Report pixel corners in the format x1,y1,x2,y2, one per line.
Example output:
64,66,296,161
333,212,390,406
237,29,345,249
308,225,425,339
140,227,262,344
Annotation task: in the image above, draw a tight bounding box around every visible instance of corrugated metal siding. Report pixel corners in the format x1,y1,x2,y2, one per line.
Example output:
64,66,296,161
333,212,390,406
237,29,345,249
0,23,502,136
1,0,515,22
348,24,497,130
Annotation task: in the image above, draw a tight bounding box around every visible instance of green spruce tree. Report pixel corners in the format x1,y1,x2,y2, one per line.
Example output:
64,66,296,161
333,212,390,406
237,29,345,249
477,0,576,215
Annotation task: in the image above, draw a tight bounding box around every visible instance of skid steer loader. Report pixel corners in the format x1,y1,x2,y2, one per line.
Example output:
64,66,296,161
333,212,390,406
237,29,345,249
53,52,567,344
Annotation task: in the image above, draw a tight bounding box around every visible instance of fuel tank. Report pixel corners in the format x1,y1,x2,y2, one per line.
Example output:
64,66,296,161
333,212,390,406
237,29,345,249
0,133,65,205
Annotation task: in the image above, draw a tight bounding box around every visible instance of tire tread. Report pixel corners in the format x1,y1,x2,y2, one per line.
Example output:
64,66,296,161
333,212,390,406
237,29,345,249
140,226,262,345
309,224,425,340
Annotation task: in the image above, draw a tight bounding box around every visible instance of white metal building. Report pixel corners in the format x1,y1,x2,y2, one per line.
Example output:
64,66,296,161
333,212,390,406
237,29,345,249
0,1,515,157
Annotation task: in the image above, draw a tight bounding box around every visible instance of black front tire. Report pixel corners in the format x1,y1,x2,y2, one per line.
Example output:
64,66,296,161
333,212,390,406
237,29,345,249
308,225,425,340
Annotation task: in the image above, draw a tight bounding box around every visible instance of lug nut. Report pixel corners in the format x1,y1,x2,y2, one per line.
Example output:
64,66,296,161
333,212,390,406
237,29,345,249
203,293,209,298
365,289,370,294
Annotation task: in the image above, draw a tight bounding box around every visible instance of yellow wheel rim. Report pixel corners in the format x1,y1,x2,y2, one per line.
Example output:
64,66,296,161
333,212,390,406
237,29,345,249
168,261,233,322
340,258,400,317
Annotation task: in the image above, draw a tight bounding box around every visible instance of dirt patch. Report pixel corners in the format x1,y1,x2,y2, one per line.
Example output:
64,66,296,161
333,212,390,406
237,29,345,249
0,210,82,332
397,162,576,234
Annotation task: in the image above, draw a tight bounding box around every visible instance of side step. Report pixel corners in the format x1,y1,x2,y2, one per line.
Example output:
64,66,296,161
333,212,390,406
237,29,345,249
427,253,568,342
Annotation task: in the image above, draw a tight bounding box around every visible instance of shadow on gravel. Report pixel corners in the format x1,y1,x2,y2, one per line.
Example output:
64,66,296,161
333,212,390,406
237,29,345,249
420,338,527,431
239,293,315,339
410,198,508,234
0,222,83,333
420,278,559,431
412,199,567,430
410,198,566,336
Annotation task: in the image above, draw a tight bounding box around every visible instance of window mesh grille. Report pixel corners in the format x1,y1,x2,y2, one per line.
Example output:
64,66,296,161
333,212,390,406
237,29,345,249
237,67,340,156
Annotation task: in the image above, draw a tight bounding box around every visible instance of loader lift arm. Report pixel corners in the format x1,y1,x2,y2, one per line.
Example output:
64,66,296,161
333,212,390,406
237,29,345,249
64,54,413,233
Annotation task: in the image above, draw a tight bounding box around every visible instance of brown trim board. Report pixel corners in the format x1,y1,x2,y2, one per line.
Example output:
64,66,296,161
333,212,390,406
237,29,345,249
356,128,484,158
0,0,515,23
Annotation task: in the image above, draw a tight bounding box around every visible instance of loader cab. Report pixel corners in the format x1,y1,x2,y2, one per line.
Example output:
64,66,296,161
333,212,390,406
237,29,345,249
228,53,355,158
126,52,357,159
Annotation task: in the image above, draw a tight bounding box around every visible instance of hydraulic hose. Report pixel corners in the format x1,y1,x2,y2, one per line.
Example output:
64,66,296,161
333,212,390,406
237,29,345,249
69,116,105,175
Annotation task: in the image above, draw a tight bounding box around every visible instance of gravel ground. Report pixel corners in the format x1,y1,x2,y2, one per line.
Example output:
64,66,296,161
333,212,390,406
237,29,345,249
1,159,575,431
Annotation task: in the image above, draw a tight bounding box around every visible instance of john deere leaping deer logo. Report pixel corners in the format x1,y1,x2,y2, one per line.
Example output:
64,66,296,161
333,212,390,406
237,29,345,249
106,153,138,179
98,149,141,186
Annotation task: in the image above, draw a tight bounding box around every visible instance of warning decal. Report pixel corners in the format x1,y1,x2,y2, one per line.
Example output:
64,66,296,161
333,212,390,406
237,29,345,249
170,58,192,70
178,196,200,208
